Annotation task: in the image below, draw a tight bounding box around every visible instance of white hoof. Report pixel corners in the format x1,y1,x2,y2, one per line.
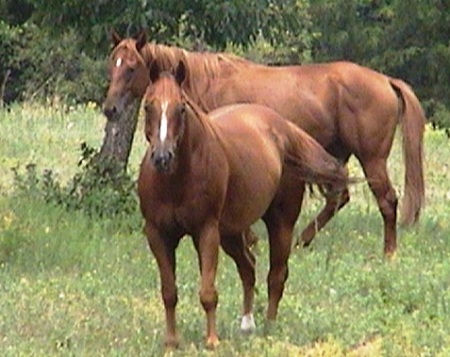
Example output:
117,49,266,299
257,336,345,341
240,313,256,333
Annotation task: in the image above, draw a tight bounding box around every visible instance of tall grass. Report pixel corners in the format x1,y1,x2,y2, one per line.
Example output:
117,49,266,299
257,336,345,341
1,103,449,356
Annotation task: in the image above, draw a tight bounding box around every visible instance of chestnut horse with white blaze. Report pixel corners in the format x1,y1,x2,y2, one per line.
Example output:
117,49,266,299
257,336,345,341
138,61,348,348
104,31,426,256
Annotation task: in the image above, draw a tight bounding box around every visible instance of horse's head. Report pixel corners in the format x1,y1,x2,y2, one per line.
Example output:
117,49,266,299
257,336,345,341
103,30,149,121
143,61,188,173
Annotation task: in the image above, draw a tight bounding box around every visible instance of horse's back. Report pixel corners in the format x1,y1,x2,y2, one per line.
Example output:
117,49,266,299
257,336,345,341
209,103,288,133
257,62,399,159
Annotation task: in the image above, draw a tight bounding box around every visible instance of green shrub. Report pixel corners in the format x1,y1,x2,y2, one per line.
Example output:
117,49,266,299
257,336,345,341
426,100,450,137
12,143,139,220
0,20,21,104
1,22,107,105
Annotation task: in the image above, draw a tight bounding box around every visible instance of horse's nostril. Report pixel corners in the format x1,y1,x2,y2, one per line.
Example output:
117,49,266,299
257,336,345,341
151,150,174,173
103,106,117,120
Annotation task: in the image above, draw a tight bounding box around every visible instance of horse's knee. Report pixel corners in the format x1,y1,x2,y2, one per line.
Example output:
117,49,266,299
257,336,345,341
162,286,178,309
378,189,398,218
325,186,350,207
267,265,289,292
199,287,218,312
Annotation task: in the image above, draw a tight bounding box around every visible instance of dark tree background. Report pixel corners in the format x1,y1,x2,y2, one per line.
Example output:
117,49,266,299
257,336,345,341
1,0,449,165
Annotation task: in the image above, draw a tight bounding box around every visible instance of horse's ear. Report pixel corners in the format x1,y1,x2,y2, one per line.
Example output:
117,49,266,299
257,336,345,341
135,30,147,52
174,60,187,86
149,61,161,83
111,29,122,47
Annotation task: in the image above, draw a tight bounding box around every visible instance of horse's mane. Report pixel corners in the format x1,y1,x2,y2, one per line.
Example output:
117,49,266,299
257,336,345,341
143,42,252,77
141,43,254,111
181,89,216,136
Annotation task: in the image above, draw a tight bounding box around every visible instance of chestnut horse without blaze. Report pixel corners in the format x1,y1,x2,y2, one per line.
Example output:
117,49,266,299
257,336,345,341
138,61,348,348
104,32,426,256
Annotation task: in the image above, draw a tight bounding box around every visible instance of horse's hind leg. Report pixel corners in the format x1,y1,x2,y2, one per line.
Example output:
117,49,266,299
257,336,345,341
220,233,256,333
296,186,350,247
264,182,303,320
361,158,398,256
244,228,259,250
264,213,295,320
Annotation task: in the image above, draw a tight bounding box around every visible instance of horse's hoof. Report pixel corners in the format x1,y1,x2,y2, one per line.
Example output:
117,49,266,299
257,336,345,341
384,250,397,261
263,319,277,335
294,236,310,248
164,336,180,351
240,313,256,334
206,335,220,349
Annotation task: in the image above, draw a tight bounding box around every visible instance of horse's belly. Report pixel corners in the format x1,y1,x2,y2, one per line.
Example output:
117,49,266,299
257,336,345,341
220,145,282,234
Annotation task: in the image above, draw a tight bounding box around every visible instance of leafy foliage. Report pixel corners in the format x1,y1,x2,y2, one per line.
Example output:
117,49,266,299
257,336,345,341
12,143,139,219
1,22,107,104
310,0,450,131
1,0,450,131
27,0,313,54
0,20,22,103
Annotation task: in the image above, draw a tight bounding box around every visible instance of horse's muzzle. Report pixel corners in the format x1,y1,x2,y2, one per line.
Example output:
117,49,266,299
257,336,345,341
103,105,119,122
151,149,174,173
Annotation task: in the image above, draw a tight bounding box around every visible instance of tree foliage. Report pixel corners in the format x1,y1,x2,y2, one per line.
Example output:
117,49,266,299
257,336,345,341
26,0,312,54
310,0,450,128
1,0,450,129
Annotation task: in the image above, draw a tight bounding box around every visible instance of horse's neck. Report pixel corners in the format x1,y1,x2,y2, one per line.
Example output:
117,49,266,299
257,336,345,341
186,104,215,151
173,104,215,179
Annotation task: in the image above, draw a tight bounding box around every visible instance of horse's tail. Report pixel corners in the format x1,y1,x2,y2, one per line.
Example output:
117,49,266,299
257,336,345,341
389,78,426,226
283,125,349,193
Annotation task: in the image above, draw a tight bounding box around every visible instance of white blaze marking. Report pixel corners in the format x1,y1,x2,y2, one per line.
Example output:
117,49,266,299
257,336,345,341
115,57,122,68
159,101,169,142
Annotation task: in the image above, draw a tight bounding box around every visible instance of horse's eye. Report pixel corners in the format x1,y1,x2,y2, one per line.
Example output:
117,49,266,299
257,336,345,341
144,103,154,114
126,67,135,79
178,104,186,116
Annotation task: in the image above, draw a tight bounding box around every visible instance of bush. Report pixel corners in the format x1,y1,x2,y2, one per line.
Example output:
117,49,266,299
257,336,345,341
12,143,139,219
1,22,107,105
0,20,21,104
424,100,450,137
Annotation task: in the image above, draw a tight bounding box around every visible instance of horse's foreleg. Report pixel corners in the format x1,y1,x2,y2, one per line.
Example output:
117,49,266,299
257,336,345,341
193,221,221,348
362,159,398,256
221,232,256,333
144,223,179,348
296,187,350,247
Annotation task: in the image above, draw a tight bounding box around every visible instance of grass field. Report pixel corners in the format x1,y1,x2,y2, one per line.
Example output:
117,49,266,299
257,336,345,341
1,102,449,356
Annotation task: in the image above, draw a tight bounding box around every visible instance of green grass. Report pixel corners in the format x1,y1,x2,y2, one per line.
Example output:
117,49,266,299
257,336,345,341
1,103,450,356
